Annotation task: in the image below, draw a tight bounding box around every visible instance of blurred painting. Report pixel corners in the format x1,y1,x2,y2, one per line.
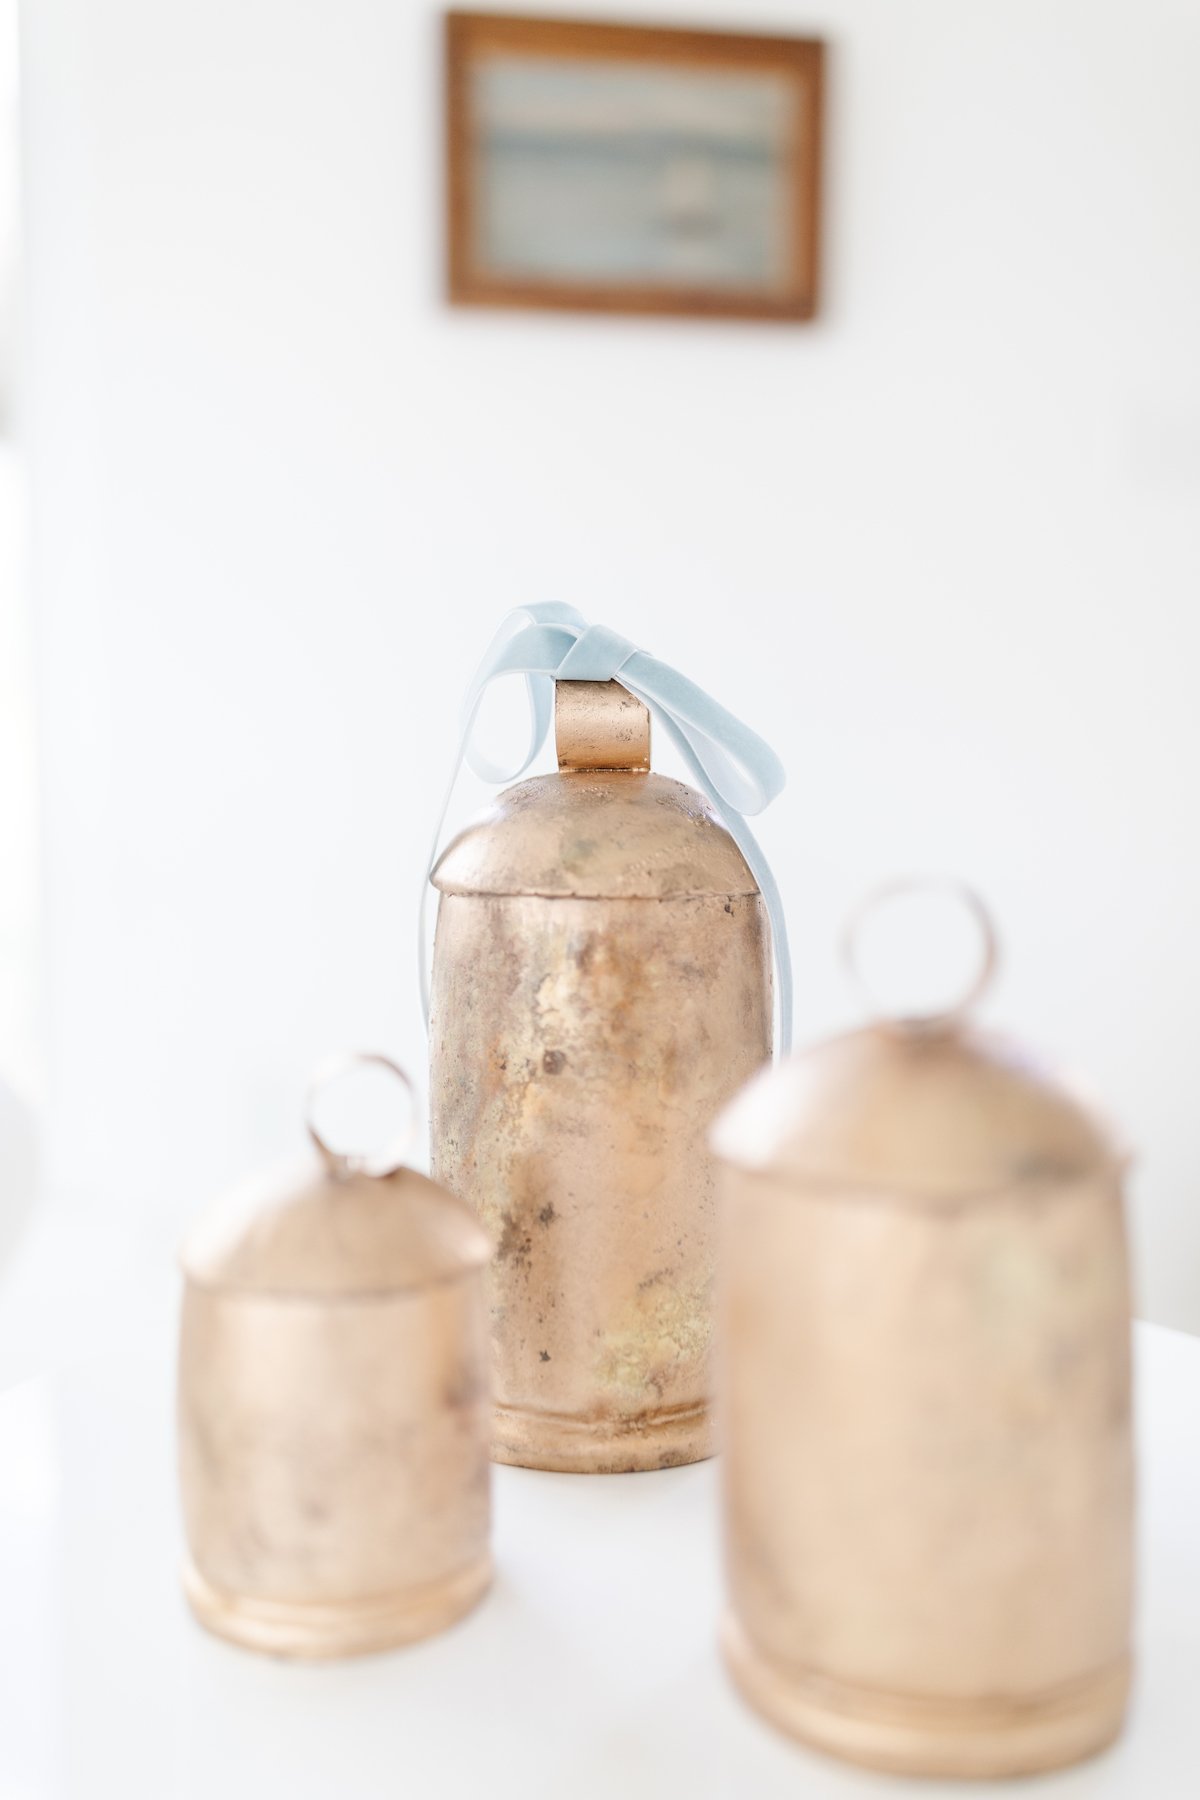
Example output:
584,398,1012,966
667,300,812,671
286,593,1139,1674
446,15,823,320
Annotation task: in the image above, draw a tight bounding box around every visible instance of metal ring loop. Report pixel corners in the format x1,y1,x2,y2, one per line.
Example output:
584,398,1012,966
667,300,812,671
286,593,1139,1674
841,877,999,1034
304,1053,418,1179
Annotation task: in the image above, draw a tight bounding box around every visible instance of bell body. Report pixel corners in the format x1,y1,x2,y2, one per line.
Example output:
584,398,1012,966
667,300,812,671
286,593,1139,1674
178,1156,493,1657
430,681,772,1472
713,1025,1134,1778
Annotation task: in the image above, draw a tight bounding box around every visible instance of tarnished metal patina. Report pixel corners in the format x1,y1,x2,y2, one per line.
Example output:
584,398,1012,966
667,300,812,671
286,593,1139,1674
430,680,772,1472
712,885,1134,1777
178,1057,493,1657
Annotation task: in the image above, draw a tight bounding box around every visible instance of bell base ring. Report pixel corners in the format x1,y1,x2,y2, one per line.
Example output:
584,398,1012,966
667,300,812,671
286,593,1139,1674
182,1553,492,1659
721,1614,1129,1779
491,1399,714,1474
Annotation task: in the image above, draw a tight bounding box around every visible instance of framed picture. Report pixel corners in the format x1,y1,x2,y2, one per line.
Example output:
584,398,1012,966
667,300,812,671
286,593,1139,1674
445,12,824,321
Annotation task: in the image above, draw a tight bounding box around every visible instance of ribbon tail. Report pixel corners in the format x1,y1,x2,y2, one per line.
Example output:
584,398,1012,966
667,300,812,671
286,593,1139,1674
419,704,481,1027
648,708,793,1055
421,606,591,1025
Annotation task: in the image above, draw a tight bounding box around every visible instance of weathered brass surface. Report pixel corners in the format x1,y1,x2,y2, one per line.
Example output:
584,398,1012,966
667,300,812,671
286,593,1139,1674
430,681,772,1472
178,1081,493,1658
555,678,650,771
713,1009,1135,1777
431,766,756,901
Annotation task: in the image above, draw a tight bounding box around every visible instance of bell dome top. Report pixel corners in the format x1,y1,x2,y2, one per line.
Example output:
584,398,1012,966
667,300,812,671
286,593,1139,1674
712,881,1124,1202
712,1023,1122,1202
432,771,758,901
181,1057,491,1299
432,680,759,901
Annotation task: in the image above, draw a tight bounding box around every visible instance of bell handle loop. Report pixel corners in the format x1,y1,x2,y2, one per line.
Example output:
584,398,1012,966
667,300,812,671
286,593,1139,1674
305,1053,418,1180
841,878,999,1035
554,679,652,772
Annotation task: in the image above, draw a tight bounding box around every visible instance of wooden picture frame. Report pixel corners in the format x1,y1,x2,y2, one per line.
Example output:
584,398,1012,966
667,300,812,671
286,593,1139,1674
445,12,824,321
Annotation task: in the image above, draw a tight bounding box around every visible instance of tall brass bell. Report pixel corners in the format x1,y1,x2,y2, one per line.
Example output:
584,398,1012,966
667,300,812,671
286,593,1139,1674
430,679,773,1472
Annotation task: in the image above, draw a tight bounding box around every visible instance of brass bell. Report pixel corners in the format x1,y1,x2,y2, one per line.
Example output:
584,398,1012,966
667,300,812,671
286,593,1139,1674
712,882,1134,1777
430,679,773,1472
177,1055,493,1657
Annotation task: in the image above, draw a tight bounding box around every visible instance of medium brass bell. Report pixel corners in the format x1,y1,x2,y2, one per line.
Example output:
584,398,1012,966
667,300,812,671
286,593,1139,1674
713,883,1134,1777
430,679,773,1472
177,1055,493,1657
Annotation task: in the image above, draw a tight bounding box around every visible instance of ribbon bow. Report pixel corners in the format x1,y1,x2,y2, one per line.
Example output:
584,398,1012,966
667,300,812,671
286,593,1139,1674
422,603,792,1052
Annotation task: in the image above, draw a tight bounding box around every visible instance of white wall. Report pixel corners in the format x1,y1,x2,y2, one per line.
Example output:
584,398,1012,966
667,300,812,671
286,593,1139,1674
0,0,35,1092
20,1,1200,1327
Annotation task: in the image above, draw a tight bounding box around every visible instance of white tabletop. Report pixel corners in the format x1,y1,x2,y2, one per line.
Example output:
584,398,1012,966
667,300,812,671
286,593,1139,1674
2,1311,1199,1799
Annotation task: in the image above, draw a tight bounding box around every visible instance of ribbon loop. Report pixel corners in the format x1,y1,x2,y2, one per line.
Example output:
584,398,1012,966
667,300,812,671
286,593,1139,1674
556,624,638,684
422,608,792,1053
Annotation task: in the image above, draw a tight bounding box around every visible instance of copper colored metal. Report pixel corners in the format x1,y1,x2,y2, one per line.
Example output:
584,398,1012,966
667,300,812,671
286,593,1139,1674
712,887,1134,1777
554,678,651,771
177,1058,493,1658
430,679,772,1472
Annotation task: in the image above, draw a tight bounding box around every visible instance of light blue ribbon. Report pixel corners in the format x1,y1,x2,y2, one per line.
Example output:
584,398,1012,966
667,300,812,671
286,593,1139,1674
422,603,792,1052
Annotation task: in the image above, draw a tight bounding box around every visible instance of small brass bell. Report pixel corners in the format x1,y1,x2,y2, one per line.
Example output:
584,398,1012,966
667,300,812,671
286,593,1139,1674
177,1055,493,1658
